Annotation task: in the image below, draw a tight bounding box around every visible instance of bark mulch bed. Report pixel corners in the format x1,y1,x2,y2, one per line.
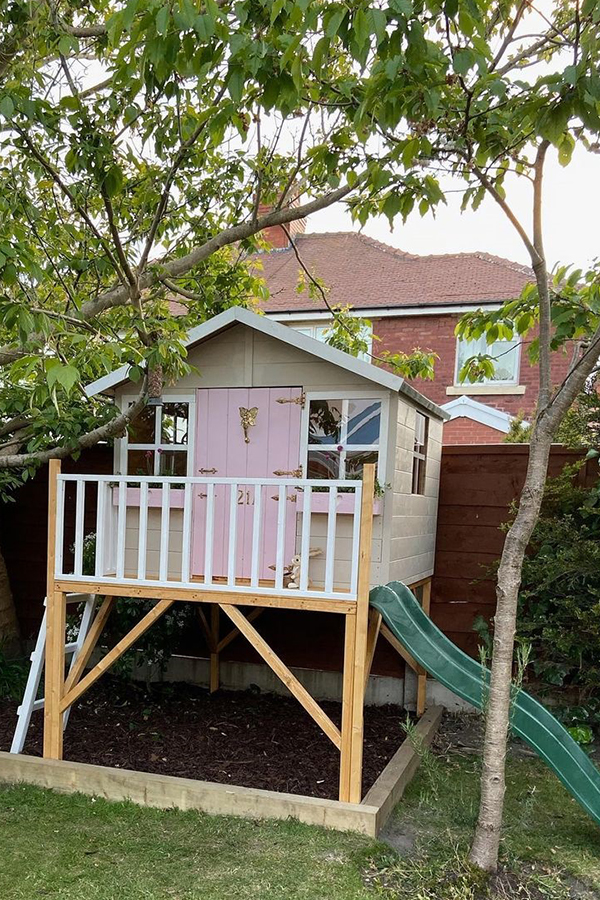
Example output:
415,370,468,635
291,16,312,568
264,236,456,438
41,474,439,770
0,678,411,800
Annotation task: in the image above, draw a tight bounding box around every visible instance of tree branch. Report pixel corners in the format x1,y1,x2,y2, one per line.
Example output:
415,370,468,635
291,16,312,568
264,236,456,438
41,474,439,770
0,378,148,468
80,182,356,319
532,140,551,407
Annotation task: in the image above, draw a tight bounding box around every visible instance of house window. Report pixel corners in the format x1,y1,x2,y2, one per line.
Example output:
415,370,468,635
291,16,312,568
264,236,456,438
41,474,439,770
455,336,520,385
291,320,373,362
412,412,428,494
306,397,382,480
125,401,190,476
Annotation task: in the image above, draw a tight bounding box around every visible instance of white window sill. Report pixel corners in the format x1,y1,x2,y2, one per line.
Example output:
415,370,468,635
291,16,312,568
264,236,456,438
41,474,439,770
446,384,526,396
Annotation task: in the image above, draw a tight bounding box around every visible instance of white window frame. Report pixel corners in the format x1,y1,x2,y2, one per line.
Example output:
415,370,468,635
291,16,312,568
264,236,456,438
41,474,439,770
300,390,389,483
454,335,521,387
290,320,373,363
411,411,429,495
118,393,196,477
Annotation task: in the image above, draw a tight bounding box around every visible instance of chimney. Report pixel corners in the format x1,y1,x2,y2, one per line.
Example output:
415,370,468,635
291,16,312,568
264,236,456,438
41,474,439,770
257,195,306,249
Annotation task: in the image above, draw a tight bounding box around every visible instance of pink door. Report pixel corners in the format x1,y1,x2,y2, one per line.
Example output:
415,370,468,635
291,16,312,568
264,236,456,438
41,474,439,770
191,387,303,582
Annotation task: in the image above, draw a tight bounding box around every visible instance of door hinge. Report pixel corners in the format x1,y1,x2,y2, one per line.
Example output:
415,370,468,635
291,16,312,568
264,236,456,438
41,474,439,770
272,466,303,478
276,392,305,408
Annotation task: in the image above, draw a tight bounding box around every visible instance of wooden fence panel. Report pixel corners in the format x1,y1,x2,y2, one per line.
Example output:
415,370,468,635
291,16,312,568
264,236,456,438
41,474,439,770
431,444,597,656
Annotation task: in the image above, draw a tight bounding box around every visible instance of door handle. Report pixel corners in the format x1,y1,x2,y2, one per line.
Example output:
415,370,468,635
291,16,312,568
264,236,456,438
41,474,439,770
272,467,302,478
198,467,218,475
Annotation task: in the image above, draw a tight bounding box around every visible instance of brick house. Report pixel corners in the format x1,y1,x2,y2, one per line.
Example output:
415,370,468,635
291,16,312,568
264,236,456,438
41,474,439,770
256,222,571,444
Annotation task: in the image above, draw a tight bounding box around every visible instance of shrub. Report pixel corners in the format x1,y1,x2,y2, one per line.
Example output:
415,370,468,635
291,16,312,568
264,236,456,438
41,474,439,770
517,464,600,702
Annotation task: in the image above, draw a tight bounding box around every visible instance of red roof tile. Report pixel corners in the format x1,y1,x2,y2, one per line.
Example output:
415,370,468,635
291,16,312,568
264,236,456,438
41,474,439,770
254,232,532,313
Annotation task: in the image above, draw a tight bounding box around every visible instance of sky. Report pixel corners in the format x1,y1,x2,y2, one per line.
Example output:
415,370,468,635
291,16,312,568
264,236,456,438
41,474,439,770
308,142,599,271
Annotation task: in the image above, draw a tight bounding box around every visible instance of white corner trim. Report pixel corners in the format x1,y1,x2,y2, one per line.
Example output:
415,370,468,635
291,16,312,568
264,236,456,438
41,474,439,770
441,395,528,434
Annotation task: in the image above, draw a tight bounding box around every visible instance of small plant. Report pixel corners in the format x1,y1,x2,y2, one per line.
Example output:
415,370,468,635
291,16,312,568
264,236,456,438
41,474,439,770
0,641,28,701
401,714,444,804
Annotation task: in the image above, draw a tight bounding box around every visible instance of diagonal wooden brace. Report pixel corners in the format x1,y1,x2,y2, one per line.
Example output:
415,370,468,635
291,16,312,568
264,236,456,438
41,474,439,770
60,599,175,712
221,604,341,750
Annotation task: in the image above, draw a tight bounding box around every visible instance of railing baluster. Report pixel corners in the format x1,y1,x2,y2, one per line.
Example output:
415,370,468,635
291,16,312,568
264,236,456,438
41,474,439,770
250,483,262,589
299,486,312,592
94,481,106,578
204,483,215,586
116,481,127,579
325,486,338,593
275,483,286,591
181,481,192,584
159,483,170,582
228,482,238,587
54,477,65,578
73,480,85,577
138,481,148,580
349,485,362,597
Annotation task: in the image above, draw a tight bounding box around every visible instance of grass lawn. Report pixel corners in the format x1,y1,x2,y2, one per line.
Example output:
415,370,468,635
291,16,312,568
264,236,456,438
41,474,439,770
1,748,599,899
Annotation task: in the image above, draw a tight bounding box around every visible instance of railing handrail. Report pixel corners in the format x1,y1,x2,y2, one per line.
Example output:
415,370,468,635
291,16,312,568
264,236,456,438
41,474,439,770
57,473,363,489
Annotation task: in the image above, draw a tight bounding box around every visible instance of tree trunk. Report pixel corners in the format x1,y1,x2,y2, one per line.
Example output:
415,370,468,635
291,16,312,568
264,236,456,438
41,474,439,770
469,432,553,872
0,539,19,650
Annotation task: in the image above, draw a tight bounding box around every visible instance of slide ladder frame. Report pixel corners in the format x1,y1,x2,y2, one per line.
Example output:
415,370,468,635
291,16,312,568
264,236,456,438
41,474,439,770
11,593,97,754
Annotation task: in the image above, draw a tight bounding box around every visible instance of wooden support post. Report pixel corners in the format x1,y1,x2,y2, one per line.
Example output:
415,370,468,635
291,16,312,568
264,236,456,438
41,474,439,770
416,579,432,717
348,463,375,804
339,610,356,802
210,605,220,693
44,460,65,760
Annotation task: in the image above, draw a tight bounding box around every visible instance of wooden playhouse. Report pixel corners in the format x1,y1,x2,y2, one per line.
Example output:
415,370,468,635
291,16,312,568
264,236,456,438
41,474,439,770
37,306,448,812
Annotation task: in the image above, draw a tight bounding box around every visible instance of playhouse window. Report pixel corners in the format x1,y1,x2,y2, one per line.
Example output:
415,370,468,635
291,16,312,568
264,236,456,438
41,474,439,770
412,412,429,494
306,398,381,480
125,401,189,476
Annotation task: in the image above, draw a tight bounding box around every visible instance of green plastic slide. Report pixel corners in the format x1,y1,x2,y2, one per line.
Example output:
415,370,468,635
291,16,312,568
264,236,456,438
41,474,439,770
370,581,600,829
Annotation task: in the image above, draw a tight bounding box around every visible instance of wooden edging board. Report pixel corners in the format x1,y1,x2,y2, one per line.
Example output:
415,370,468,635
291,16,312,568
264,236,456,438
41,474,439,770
0,707,442,838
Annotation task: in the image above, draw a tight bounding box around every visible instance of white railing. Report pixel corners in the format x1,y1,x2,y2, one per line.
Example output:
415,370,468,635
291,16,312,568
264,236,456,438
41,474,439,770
53,474,365,600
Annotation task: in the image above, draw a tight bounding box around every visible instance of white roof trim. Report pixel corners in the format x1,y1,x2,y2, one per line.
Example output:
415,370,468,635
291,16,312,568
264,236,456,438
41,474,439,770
85,306,448,420
268,302,504,321
441,395,527,434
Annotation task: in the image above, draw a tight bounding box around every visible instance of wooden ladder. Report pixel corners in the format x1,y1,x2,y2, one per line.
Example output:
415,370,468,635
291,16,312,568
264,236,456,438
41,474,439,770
10,593,97,754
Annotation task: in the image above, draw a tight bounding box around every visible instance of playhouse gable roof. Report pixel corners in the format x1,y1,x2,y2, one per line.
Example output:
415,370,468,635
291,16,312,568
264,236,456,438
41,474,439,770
85,307,448,420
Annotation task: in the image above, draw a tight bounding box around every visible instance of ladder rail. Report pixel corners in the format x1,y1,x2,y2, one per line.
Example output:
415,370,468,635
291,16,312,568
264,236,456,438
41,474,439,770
10,594,97,754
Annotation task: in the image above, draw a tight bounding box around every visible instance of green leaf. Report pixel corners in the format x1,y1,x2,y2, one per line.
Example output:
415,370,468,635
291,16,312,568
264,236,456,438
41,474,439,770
155,5,170,36
453,49,474,75
102,165,124,198
0,96,14,119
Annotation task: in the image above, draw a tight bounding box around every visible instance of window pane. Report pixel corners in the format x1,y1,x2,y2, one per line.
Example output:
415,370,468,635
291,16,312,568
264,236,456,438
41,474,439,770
414,411,427,452
128,449,155,476
127,406,155,443
345,450,378,480
308,400,342,445
307,449,340,479
346,400,381,445
489,339,519,382
158,449,187,476
412,457,426,494
161,402,189,444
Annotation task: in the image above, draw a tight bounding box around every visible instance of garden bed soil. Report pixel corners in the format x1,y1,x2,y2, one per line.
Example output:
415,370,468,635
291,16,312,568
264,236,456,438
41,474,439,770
0,679,411,800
